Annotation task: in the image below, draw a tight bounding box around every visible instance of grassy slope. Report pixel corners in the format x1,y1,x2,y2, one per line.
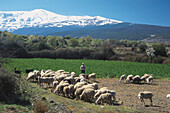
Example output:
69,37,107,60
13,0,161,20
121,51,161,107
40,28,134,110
4,58,170,79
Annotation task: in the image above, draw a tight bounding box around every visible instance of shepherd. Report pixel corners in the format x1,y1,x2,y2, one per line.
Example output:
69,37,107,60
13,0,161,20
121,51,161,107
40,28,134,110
80,63,86,74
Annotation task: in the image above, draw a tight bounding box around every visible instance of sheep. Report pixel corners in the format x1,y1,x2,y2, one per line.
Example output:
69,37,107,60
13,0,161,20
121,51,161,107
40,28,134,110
74,85,94,100
126,74,133,83
54,83,69,96
26,72,36,81
146,75,154,84
88,73,96,80
51,81,59,93
55,74,68,82
132,75,141,84
80,88,95,102
138,91,154,106
63,76,74,84
88,83,98,90
71,72,76,77
74,81,88,90
94,88,108,99
79,73,85,78
166,94,170,98
74,77,81,85
119,74,126,83
37,76,54,88
56,70,65,74
140,76,147,83
68,84,75,97
94,88,116,102
80,78,86,82
34,70,41,77
74,87,86,100
63,86,70,97
95,93,112,105
144,74,151,78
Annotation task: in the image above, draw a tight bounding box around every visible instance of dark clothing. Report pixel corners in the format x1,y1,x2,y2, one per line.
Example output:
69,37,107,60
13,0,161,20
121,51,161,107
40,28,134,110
81,70,85,74
80,65,86,74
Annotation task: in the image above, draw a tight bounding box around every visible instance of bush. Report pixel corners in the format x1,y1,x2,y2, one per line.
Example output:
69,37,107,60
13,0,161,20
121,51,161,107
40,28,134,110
34,100,48,113
153,44,167,57
0,68,23,103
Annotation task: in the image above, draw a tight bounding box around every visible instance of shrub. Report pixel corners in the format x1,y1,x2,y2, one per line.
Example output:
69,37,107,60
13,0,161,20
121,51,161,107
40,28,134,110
0,68,26,103
34,100,48,113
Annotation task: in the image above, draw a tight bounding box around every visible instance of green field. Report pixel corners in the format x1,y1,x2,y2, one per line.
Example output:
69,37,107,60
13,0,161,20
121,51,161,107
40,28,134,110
4,58,170,79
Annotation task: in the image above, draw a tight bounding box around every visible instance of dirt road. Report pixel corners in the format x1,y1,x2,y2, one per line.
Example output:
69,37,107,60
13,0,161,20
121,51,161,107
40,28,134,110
97,78,170,113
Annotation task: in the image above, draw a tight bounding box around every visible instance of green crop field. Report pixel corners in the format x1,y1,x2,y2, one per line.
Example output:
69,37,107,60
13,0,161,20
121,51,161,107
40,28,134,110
3,58,170,79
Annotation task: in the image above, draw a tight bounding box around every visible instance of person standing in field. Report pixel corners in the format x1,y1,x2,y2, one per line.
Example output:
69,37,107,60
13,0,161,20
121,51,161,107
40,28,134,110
80,63,86,74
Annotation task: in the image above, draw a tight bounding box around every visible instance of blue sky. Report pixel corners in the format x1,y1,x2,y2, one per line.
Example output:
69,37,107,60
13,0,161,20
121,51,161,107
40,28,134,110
0,0,170,26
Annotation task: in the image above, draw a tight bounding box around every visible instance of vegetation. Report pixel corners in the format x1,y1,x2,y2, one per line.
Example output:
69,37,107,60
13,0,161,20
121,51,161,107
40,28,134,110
0,31,170,64
4,58,170,79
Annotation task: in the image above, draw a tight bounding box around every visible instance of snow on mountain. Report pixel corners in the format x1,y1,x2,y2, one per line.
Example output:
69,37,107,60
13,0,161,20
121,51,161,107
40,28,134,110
0,9,123,32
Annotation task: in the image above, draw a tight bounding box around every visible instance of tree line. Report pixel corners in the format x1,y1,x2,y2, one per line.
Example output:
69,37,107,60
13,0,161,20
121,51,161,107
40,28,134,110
0,31,169,64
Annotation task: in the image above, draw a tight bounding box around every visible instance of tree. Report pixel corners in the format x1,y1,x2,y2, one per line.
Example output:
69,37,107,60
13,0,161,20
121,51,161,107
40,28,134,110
84,36,92,46
145,43,155,61
69,38,79,47
152,44,167,57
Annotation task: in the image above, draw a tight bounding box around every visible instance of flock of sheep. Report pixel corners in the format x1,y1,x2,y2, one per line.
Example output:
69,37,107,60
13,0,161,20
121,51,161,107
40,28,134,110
119,74,154,84
26,69,169,106
26,69,116,105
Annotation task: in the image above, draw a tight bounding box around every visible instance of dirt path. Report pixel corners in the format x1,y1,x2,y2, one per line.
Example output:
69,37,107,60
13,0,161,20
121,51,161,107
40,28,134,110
97,78,170,113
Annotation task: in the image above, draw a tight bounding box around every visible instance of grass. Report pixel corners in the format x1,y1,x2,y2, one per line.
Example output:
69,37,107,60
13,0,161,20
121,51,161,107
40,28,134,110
3,58,170,79
25,82,151,113
0,103,33,113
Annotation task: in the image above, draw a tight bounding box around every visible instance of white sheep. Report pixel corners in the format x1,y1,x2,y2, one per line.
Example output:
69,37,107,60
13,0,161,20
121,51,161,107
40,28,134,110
63,86,70,97
74,81,87,90
95,93,112,105
132,75,141,84
146,75,154,84
88,83,98,90
166,94,170,98
140,75,147,83
51,81,59,93
88,73,96,80
74,85,94,100
126,74,133,83
54,83,69,96
80,88,95,102
37,76,54,88
119,74,126,83
138,91,154,106
68,84,75,97
94,88,108,99
26,72,36,81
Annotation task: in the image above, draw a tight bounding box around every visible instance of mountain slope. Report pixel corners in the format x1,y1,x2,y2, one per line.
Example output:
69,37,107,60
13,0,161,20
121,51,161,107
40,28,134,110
0,9,122,32
0,9,170,40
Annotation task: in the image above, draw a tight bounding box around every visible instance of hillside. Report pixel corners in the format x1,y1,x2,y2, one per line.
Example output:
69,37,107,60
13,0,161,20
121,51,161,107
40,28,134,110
49,23,170,40
0,9,170,40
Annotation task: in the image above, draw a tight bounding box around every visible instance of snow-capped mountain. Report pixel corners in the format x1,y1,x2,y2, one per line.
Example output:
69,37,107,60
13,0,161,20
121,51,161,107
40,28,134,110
0,9,122,32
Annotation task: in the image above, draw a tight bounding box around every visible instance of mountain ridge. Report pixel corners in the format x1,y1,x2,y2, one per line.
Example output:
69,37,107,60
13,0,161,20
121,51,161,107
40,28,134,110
0,9,122,32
